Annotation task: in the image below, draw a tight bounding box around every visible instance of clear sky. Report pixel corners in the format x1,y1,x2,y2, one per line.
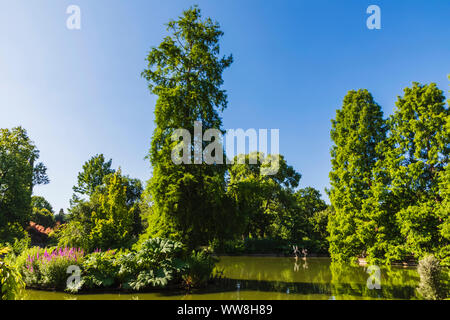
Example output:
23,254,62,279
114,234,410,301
1,0,450,211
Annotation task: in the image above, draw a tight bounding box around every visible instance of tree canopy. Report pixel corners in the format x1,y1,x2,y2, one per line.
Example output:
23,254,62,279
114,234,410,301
0,127,49,243
328,83,450,265
141,6,234,249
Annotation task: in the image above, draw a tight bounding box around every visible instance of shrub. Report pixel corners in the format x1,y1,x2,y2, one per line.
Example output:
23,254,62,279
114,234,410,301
1,236,31,260
12,238,218,294
417,255,447,300
0,223,28,247
0,248,25,300
182,250,218,289
118,238,186,290
82,250,119,289
209,239,245,254
57,221,92,252
31,207,55,229
18,247,84,290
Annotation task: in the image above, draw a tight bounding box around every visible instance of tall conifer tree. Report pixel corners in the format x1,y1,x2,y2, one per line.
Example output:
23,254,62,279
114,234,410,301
385,83,449,261
328,90,386,262
141,7,233,248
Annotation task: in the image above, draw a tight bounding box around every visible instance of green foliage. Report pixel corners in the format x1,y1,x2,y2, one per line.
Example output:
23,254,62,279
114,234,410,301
328,89,387,263
295,188,328,219
385,83,449,262
183,250,218,289
82,250,119,289
31,196,53,213
38,257,79,290
417,255,447,300
289,188,328,244
57,220,92,251
0,223,28,247
10,236,31,258
310,206,333,253
0,248,25,300
242,238,291,254
0,127,49,243
118,238,186,290
437,164,450,266
15,247,84,290
0,235,31,261
60,164,143,251
210,238,291,255
72,154,114,199
142,6,234,249
55,209,68,224
221,152,331,253
327,83,449,265
31,207,55,228
227,152,301,240
74,238,218,293
89,170,135,250
12,238,214,294
209,238,246,255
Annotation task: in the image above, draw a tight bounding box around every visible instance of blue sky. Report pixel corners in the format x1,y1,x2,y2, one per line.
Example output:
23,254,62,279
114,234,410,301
1,0,449,211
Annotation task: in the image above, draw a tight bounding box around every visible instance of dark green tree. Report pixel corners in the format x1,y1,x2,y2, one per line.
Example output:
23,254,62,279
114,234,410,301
310,206,333,253
55,209,67,224
227,152,301,239
0,127,49,242
31,208,55,228
437,164,450,266
31,196,53,213
141,7,233,248
292,188,328,249
294,188,328,220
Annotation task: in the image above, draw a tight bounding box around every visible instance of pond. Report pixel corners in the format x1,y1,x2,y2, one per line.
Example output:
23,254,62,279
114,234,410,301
21,256,420,300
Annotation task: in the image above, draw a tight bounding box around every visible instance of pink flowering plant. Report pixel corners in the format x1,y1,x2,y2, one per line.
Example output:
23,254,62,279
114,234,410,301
11,239,216,293
21,246,84,289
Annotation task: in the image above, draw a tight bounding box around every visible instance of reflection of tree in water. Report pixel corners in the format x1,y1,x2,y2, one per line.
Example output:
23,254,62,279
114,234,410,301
215,257,419,299
330,262,419,299
219,257,332,285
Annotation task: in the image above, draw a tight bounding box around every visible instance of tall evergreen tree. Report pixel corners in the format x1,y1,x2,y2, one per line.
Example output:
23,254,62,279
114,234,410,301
328,90,387,262
437,164,450,265
384,83,449,262
141,7,233,248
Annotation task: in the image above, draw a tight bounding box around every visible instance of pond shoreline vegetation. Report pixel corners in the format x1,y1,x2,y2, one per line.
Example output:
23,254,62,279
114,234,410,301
4,239,219,295
1,6,449,300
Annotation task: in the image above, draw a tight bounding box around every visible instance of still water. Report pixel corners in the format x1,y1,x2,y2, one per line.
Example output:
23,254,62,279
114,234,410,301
22,256,420,300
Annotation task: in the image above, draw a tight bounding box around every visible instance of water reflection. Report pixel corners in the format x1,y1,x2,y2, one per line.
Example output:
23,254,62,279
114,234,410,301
215,257,419,300
21,257,420,300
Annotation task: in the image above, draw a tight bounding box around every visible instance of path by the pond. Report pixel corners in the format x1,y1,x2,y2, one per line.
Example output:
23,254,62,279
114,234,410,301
22,256,420,300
